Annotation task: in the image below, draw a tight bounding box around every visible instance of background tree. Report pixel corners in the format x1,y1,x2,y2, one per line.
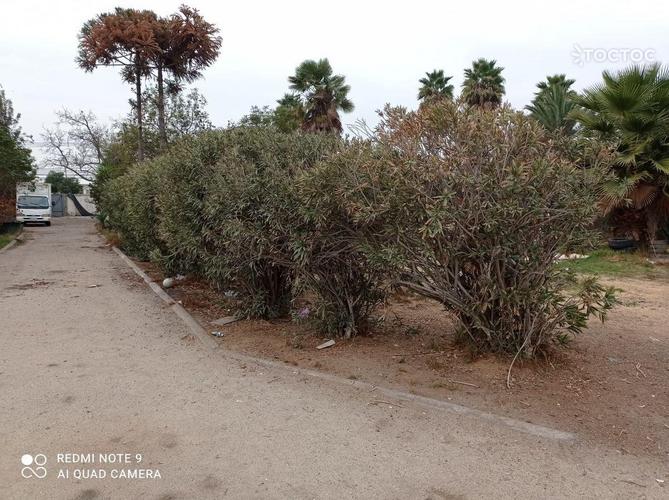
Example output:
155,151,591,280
571,64,669,243
274,93,304,132
536,74,576,94
123,84,212,157
42,109,109,182
288,59,353,133
45,171,82,194
237,96,303,132
0,87,35,222
237,106,276,127
77,8,160,160
90,85,213,205
140,85,212,141
461,58,505,108
150,5,221,147
418,70,454,102
526,74,577,133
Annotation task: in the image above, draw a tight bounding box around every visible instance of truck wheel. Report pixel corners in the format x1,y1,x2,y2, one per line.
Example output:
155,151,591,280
45,221,51,227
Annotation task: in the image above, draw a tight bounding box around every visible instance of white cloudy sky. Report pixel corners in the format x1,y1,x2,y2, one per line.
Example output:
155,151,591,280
1,0,668,157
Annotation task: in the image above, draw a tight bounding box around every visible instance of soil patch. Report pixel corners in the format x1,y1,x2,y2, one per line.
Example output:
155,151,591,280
125,260,669,458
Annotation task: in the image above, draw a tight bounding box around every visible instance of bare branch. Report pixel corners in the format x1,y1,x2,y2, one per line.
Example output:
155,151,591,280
41,109,111,182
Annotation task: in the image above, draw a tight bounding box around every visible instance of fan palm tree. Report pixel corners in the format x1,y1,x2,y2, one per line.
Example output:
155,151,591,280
526,74,577,133
571,64,669,242
536,74,575,93
288,58,354,134
461,59,505,108
418,70,454,102
273,93,304,133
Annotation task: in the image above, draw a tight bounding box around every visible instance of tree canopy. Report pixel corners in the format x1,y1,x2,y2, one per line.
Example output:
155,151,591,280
77,7,161,160
145,5,221,146
287,58,353,134
418,70,454,102
0,87,34,222
0,87,34,190
526,74,577,133
237,95,303,133
77,5,221,157
461,58,505,108
45,171,82,194
571,64,669,241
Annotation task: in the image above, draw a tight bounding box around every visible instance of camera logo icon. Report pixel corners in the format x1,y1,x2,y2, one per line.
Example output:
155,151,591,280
21,454,47,479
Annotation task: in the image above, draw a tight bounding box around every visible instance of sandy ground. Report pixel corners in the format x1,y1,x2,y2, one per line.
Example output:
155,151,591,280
177,280,669,460
0,218,667,499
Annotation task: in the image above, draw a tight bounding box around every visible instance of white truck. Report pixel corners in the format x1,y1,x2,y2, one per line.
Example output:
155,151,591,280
16,182,52,226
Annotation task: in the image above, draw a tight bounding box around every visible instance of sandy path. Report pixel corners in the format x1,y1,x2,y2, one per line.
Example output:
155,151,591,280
0,218,665,499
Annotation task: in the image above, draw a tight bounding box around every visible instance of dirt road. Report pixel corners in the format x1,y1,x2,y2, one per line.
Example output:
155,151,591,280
0,218,665,499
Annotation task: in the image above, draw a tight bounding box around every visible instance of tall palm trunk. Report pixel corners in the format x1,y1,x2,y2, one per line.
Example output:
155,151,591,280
135,54,144,161
301,91,342,134
156,63,168,147
646,203,660,243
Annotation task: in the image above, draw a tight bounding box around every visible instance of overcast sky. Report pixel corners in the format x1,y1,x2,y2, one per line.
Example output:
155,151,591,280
2,0,668,158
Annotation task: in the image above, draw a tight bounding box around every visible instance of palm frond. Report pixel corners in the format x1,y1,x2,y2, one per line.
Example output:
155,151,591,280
651,157,669,175
461,58,505,107
287,58,354,133
418,69,454,101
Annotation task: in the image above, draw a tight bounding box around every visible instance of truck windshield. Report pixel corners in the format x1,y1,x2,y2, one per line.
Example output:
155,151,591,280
17,195,50,209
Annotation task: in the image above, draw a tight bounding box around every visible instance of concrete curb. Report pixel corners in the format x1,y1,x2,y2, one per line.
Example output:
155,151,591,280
112,245,576,443
112,247,219,350
0,239,18,254
0,227,23,254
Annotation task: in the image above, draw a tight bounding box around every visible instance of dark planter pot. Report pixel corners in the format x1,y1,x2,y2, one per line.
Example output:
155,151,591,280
608,238,636,251
650,239,668,255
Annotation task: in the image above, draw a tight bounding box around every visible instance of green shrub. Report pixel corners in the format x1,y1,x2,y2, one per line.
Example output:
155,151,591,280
99,160,162,260
293,144,399,336
101,126,341,319
329,101,616,356
198,128,339,318
153,132,229,275
97,106,616,354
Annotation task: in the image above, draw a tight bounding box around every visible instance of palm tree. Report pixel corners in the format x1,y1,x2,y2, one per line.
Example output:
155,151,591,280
78,8,160,160
418,70,454,102
288,58,354,134
461,59,505,108
571,64,669,243
536,74,575,93
274,93,304,133
526,74,577,133
151,6,221,147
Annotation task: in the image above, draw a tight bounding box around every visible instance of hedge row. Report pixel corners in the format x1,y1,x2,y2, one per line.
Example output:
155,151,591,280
99,101,616,356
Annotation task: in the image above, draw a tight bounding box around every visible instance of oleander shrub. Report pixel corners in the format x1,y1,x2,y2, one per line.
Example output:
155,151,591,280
98,103,617,354
153,132,230,275
328,101,616,356
292,144,400,336
197,127,340,318
100,127,341,319
100,159,162,260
